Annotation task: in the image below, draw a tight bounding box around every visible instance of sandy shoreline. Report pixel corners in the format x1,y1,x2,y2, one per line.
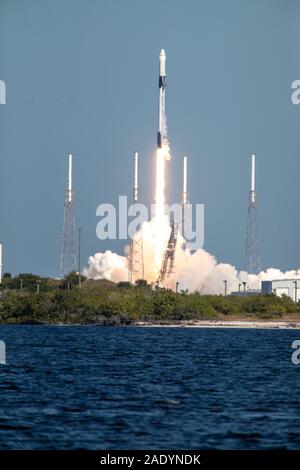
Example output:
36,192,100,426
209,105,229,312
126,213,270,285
134,320,300,329
1,320,300,329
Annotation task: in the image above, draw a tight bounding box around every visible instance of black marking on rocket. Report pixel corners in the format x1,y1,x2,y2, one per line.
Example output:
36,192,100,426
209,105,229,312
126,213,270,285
159,76,166,88
157,132,162,148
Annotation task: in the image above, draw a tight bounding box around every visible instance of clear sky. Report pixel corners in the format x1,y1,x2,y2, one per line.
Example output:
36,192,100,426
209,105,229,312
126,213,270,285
1,0,300,277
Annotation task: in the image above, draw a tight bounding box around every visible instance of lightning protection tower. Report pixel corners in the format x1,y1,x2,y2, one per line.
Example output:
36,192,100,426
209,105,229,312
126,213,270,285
60,154,76,278
245,154,261,274
181,155,188,239
128,151,144,283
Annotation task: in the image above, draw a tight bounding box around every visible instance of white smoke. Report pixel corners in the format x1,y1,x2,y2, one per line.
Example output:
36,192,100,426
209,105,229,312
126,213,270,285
84,250,128,283
83,216,300,293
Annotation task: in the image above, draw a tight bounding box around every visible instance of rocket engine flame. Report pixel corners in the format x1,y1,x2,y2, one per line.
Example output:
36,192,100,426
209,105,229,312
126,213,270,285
153,148,168,271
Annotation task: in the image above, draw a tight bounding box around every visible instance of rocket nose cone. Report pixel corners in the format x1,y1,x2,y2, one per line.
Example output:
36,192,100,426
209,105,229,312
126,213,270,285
160,49,166,58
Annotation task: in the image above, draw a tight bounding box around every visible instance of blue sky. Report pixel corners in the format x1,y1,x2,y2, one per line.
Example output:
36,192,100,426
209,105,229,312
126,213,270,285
1,0,300,277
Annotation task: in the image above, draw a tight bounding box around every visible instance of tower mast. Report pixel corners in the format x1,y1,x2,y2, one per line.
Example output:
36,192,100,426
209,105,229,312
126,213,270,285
60,154,76,278
181,155,188,239
128,151,144,283
245,154,261,274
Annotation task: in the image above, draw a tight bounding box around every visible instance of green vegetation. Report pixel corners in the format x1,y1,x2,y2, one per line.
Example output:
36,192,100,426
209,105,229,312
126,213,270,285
1,273,300,325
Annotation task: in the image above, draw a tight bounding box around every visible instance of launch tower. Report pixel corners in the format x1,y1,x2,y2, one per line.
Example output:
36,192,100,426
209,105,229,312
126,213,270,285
245,154,261,274
128,151,144,283
60,154,76,278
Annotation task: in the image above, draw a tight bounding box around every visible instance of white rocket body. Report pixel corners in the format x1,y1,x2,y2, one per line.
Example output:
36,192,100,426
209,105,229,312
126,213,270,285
159,49,166,77
157,49,170,159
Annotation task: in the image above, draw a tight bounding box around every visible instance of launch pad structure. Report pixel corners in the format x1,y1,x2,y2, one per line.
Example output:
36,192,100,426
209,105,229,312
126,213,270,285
157,155,188,287
157,215,178,286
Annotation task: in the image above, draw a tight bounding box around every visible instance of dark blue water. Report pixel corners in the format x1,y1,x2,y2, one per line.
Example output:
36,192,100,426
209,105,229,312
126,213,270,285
0,326,300,449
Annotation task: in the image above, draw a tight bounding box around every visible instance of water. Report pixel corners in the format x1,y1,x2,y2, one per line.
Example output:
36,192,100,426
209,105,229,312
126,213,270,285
0,325,299,449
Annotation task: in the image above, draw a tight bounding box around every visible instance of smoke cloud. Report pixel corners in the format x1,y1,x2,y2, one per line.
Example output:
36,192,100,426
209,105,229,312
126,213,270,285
83,216,300,294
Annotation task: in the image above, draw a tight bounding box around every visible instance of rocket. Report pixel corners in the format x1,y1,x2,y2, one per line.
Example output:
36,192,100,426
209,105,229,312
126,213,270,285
157,49,166,149
157,49,170,160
